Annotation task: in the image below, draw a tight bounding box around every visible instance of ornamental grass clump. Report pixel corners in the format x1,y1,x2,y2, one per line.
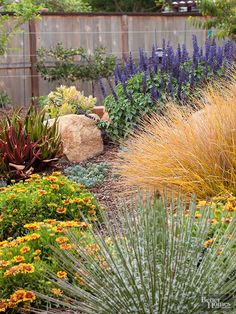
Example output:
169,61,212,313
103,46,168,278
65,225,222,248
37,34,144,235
117,79,236,199
35,196,236,313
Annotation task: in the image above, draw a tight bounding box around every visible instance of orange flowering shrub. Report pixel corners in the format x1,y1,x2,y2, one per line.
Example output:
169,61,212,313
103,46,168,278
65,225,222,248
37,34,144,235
0,219,100,313
194,193,236,237
0,172,99,240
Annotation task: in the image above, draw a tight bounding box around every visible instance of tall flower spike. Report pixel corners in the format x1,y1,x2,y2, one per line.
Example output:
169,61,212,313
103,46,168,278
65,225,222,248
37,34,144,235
98,76,107,98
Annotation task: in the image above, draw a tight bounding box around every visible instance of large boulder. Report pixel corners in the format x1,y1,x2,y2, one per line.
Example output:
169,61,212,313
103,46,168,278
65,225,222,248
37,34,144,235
50,114,104,163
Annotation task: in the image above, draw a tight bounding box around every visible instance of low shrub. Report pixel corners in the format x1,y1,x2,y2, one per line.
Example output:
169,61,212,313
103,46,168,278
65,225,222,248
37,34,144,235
36,196,236,313
0,106,62,180
44,85,97,118
117,79,236,198
0,220,99,313
64,162,109,187
0,90,11,108
100,37,236,140
0,172,99,240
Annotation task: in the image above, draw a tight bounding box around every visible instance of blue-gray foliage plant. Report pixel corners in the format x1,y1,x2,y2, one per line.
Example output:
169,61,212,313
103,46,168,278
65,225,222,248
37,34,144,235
36,196,236,313
64,162,109,188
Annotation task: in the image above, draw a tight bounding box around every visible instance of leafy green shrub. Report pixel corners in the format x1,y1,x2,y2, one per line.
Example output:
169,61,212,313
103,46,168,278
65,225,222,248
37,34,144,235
37,196,236,313
44,85,96,118
0,91,11,108
0,106,62,180
0,172,99,240
0,220,99,313
64,162,109,187
36,45,116,96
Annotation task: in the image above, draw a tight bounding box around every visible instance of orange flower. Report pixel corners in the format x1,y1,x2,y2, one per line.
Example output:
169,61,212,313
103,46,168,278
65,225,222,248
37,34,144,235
0,299,8,312
56,271,67,279
12,256,25,263
62,199,72,205
0,260,10,267
51,288,63,296
10,289,25,304
23,291,36,302
20,246,30,254
88,209,96,216
195,213,201,218
21,263,35,274
51,184,59,190
38,190,47,195
59,243,74,250
56,237,69,244
56,207,67,214
45,176,58,182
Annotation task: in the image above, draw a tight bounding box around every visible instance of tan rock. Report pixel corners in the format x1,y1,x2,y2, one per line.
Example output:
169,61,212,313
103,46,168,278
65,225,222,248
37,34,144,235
49,114,104,163
101,111,111,122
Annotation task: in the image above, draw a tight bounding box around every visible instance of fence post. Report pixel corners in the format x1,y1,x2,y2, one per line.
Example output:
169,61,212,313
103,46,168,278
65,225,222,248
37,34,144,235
121,14,129,61
29,19,39,105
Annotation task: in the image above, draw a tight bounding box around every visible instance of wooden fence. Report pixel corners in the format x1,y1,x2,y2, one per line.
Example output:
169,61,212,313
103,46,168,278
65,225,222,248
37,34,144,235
0,12,207,107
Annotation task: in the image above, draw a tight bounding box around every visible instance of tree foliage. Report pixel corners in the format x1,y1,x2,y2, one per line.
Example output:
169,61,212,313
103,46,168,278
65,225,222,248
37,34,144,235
195,0,236,40
0,0,42,55
87,0,161,12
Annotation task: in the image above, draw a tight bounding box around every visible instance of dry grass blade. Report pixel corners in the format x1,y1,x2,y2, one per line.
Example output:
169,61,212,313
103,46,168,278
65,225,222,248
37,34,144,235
117,79,236,198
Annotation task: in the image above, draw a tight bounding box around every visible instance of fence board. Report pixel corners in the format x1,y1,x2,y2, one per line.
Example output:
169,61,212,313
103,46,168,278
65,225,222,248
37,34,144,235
0,13,208,107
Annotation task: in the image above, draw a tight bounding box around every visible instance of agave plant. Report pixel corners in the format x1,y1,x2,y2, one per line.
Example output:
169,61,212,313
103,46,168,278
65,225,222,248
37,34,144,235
35,196,236,313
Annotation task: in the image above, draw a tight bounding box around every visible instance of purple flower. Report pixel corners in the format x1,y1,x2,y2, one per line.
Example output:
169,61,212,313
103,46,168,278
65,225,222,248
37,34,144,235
107,78,118,101
98,77,107,98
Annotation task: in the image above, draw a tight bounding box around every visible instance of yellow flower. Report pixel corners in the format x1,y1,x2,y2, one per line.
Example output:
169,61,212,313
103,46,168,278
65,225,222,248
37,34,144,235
33,249,41,255
24,222,40,230
51,288,63,296
204,239,214,248
70,186,75,193
56,271,67,279
47,203,58,208
52,171,61,176
30,174,40,179
23,291,36,302
195,213,201,218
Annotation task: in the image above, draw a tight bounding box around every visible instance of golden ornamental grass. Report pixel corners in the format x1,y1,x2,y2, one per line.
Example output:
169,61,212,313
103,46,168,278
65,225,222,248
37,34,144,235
117,80,236,199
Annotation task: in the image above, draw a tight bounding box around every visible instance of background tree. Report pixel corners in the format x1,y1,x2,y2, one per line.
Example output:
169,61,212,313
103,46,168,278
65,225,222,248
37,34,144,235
87,0,162,12
195,0,236,40
35,0,92,13
0,0,42,55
